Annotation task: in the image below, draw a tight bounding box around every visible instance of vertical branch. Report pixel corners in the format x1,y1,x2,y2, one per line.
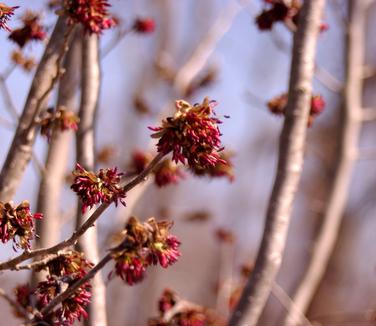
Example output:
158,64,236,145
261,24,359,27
228,1,326,325
32,33,81,283
76,32,108,326
284,1,366,324
0,17,70,202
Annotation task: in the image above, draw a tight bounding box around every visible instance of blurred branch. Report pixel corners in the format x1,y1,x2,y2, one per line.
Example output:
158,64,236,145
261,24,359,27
0,152,164,271
0,287,31,322
0,17,72,202
76,33,107,326
228,1,326,325
271,283,313,326
173,0,244,94
284,1,365,324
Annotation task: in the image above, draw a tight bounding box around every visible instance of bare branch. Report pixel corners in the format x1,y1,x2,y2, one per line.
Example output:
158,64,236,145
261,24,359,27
228,1,326,325
284,1,365,325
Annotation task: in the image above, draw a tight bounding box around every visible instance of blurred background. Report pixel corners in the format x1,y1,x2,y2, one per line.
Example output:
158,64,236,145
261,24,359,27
0,0,375,325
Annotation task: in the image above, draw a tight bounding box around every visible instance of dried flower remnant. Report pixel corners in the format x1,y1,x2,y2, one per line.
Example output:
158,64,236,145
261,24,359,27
148,289,216,326
109,216,181,285
62,0,116,34
154,159,185,188
133,17,155,34
9,11,46,47
128,150,152,174
40,107,80,140
215,228,235,244
97,145,116,164
0,3,18,31
11,50,36,71
255,1,328,32
37,250,93,277
13,284,33,317
150,98,226,170
71,163,126,213
267,92,326,126
0,201,42,251
190,150,234,182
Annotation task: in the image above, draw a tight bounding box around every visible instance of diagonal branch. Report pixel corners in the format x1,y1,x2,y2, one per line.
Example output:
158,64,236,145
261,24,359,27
228,1,326,325
283,1,366,324
0,152,165,271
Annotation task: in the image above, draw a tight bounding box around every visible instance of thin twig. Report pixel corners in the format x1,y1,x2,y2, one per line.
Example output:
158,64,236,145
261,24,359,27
0,152,165,271
38,253,112,319
228,1,326,325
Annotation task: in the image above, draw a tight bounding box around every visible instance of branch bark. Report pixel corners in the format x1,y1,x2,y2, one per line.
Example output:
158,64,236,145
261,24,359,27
228,1,326,325
0,17,70,202
75,32,107,326
0,152,164,271
284,1,365,324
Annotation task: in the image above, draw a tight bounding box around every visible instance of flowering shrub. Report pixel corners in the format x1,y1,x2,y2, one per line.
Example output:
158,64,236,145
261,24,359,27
9,11,46,47
71,163,126,213
0,201,42,251
109,216,181,285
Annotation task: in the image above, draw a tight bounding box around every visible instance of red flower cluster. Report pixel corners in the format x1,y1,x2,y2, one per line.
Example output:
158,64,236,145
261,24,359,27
154,159,185,188
0,201,42,251
110,216,181,285
40,107,80,141
71,163,126,213
256,0,328,32
267,92,326,126
128,150,152,174
190,150,234,182
150,98,226,170
133,17,155,34
62,0,116,34
148,289,209,326
9,11,46,47
0,4,18,31
14,251,93,325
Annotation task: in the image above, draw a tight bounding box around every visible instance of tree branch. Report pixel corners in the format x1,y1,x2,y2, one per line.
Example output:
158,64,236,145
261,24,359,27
75,32,107,326
228,1,326,325
0,17,72,202
284,1,365,324
0,152,165,271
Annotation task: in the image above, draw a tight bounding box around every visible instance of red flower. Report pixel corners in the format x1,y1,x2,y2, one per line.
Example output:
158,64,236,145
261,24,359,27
150,98,226,170
35,276,91,325
9,11,46,48
110,217,181,285
310,95,326,115
0,201,42,251
71,163,126,213
133,17,155,33
190,150,234,181
154,159,184,187
112,255,146,285
40,107,80,141
62,0,116,34
128,150,152,174
0,4,18,31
